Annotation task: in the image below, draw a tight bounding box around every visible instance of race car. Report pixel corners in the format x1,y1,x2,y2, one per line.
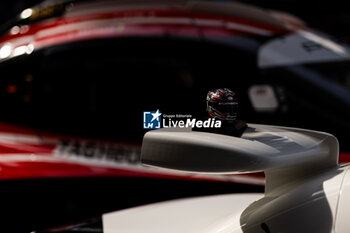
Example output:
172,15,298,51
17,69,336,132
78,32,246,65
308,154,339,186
36,123,350,233
0,0,350,231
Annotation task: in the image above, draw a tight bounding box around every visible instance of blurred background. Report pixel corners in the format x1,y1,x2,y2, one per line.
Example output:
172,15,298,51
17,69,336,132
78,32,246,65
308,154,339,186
0,0,350,232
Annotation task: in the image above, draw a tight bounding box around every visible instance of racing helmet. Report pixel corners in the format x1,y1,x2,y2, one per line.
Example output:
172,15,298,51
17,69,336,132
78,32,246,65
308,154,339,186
206,88,238,122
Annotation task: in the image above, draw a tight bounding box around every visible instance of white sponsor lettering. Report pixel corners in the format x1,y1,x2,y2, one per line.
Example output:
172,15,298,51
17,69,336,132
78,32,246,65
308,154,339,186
163,118,221,128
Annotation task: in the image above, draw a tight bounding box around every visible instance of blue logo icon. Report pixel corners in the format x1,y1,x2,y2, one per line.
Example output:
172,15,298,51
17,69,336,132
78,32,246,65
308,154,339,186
143,110,162,129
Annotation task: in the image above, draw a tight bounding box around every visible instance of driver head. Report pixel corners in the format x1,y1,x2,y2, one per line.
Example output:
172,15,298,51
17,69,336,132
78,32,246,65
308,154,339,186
206,88,238,122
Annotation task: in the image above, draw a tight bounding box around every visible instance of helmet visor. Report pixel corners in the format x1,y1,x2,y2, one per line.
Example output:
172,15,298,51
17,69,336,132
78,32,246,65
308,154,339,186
213,102,238,116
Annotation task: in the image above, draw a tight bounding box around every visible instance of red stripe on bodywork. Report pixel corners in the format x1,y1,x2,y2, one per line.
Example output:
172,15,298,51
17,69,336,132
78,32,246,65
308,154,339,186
0,142,55,154
0,122,347,185
0,8,288,45
0,160,259,183
339,152,350,164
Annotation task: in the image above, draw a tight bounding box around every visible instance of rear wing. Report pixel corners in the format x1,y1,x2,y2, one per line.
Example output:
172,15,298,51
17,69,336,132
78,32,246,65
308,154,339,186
141,124,339,193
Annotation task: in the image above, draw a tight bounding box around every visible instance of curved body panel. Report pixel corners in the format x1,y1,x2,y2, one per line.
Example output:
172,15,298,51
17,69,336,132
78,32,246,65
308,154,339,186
103,193,263,233
102,165,350,233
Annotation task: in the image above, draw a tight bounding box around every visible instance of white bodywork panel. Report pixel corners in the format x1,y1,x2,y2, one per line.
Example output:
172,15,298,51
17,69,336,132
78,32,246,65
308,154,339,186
102,124,350,233
103,193,262,233
102,166,350,233
335,166,350,233
258,30,350,68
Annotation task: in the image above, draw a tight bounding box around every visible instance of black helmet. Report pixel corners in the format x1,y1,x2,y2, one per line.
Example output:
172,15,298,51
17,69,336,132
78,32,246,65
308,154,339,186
206,88,238,122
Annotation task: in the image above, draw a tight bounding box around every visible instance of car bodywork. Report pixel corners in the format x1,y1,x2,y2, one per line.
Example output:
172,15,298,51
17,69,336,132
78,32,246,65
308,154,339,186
1,0,350,231
0,0,350,184
40,124,350,233
102,124,350,233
